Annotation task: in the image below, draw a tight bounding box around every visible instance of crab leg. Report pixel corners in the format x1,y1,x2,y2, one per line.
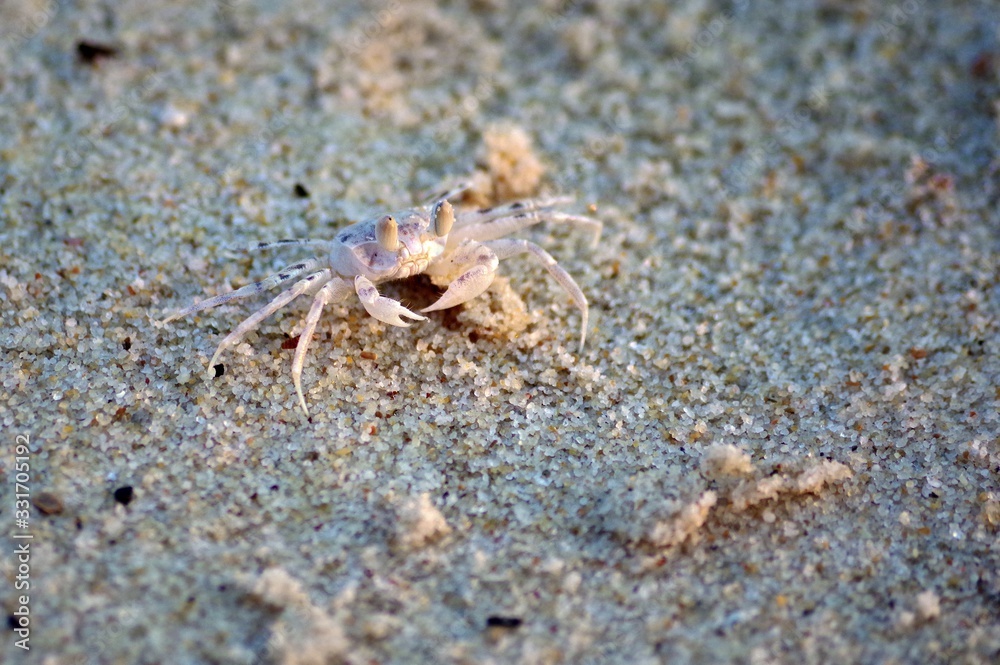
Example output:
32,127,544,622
422,240,499,312
291,277,353,416
242,239,333,253
207,270,333,369
450,210,602,248
421,180,473,205
486,238,589,351
163,258,324,323
454,196,575,227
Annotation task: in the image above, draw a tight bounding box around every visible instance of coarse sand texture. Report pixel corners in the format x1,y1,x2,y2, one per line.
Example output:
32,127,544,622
1,1,999,663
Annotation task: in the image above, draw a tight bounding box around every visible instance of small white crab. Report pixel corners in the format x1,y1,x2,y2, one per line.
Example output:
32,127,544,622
164,185,601,415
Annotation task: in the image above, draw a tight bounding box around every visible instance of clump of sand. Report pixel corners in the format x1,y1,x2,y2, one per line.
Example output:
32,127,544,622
467,124,545,205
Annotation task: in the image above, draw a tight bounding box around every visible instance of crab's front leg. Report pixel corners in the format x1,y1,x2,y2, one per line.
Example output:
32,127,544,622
291,277,354,416
354,276,427,327
206,269,334,369
487,238,589,351
421,240,499,312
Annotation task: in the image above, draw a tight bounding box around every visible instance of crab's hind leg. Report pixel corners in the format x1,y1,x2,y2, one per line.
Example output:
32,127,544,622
420,180,473,205
354,276,427,327
291,277,353,416
207,270,333,370
486,238,589,352
162,258,325,323
451,209,602,248
242,239,332,253
453,196,574,227
421,240,499,312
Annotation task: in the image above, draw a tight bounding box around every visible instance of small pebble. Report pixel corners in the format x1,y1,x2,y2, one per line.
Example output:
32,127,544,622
113,486,134,506
33,491,65,516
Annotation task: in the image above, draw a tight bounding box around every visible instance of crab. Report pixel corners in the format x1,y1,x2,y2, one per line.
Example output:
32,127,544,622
163,185,601,415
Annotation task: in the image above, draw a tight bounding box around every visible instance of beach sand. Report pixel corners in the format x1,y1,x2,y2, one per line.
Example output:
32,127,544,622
1,0,998,662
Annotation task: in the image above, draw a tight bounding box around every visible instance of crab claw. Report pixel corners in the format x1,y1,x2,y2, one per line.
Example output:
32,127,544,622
355,275,426,327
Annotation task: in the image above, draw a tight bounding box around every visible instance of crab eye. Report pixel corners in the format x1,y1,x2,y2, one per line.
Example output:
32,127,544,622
375,215,399,251
432,200,454,237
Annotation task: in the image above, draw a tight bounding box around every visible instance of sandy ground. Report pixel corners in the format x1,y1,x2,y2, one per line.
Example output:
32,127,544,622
1,0,999,663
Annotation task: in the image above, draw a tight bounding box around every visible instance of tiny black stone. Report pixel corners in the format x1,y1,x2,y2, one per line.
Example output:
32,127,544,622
113,486,134,506
486,616,523,629
122,336,132,351
7,615,18,630
77,40,118,64
293,183,310,198
511,202,524,209
213,363,225,378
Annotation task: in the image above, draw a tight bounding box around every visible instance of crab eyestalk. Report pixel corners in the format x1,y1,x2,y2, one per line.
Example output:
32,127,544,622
375,214,399,251
432,200,454,237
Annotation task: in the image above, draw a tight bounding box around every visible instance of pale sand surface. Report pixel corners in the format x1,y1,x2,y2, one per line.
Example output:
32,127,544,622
1,1,999,663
